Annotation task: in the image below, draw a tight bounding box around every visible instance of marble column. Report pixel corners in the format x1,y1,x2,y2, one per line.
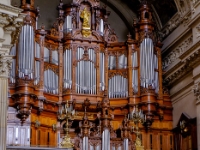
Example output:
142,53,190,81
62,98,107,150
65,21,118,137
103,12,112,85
0,1,23,150
0,53,12,150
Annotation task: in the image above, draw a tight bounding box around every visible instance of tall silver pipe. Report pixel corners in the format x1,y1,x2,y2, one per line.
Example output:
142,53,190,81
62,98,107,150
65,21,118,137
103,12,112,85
70,50,72,89
28,25,30,76
22,25,26,76
90,63,93,94
91,62,93,94
64,51,66,88
94,67,96,94
66,50,68,88
116,75,119,98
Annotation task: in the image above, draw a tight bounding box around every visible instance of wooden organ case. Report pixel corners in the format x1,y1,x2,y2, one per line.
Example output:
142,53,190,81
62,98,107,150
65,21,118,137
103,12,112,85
7,0,173,150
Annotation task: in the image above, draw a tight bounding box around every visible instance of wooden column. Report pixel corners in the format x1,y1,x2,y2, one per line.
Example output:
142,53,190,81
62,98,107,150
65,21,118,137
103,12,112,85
104,48,108,93
127,38,133,97
96,47,100,95
59,43,63,102
91,7,95,30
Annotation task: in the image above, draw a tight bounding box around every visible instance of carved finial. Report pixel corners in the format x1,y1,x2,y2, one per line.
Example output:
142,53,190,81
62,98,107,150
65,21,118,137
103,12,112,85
41,24,45,30
127,33,132,40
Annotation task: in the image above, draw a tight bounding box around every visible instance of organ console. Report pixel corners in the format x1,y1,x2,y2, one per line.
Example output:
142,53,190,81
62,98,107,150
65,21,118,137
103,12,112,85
7,0,173,149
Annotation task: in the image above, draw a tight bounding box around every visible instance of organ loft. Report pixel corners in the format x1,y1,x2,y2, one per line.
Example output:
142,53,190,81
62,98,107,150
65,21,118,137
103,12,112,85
7,0,173,149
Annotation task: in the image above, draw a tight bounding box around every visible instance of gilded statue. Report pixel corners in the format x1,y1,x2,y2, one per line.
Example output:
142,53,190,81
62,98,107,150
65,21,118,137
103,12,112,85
80,7,90,29
80,7,91,37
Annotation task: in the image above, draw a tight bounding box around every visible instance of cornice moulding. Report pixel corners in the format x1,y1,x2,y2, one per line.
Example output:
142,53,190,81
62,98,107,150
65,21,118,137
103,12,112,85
187,12,200,27
162,26,190,54
171,85,193,105
163,38,200,82
0,3,22,17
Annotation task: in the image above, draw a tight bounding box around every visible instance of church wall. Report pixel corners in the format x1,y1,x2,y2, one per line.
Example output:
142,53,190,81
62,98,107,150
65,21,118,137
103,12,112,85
162,1,200,149
171,88,196,127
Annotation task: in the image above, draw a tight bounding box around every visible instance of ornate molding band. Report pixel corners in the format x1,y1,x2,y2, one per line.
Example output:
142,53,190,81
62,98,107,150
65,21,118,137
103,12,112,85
0,4,22,15
162,35,193,70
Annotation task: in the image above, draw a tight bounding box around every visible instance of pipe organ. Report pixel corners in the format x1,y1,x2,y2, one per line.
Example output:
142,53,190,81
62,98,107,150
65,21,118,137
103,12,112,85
7,0,173,149
18,24,35,79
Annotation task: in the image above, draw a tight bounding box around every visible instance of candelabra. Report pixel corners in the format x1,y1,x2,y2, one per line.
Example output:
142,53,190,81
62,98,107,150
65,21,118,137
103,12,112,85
129,105,145,150
58,100,75,148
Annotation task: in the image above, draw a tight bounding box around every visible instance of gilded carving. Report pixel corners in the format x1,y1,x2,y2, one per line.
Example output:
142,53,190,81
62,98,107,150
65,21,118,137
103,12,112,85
44,64,59,74
108,71,128,79
140,85,155,95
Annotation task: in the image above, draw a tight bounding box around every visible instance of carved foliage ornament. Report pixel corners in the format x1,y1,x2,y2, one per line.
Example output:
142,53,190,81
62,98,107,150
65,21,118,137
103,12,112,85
44,63,59,74
0,55,13,77
108,71,128,79
0,13,24,44
192,81,200,103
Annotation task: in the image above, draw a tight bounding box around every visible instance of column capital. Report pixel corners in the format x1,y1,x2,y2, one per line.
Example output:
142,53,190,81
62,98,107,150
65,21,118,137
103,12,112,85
0,13,24,45
0,54,13,78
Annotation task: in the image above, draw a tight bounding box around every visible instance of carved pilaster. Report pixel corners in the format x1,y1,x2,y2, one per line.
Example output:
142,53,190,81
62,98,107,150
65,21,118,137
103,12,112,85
0,55,12,78
192,81,200,104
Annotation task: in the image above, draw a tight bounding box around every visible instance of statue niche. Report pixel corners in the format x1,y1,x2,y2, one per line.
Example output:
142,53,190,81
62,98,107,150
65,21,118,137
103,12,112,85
80,7,91,37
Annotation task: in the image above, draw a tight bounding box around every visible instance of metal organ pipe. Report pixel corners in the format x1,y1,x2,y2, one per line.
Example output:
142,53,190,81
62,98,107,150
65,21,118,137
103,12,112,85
52,50,58,65
108,55,116,70
140,38,155,88
34,61,40,85
99,52,105,91
63,16,72,33
44,47,49,62
9,45,16,84
108,75,128,98
76,48,96,94
44,69,58,94
18,25,34,79
132,51,138,93
34,43,40,85
154,54,159,93
100,19,104,36
118,54,127,69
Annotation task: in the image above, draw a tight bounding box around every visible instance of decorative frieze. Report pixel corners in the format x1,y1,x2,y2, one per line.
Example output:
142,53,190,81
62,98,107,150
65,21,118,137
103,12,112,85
162,35,193,70
0,3,22,15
